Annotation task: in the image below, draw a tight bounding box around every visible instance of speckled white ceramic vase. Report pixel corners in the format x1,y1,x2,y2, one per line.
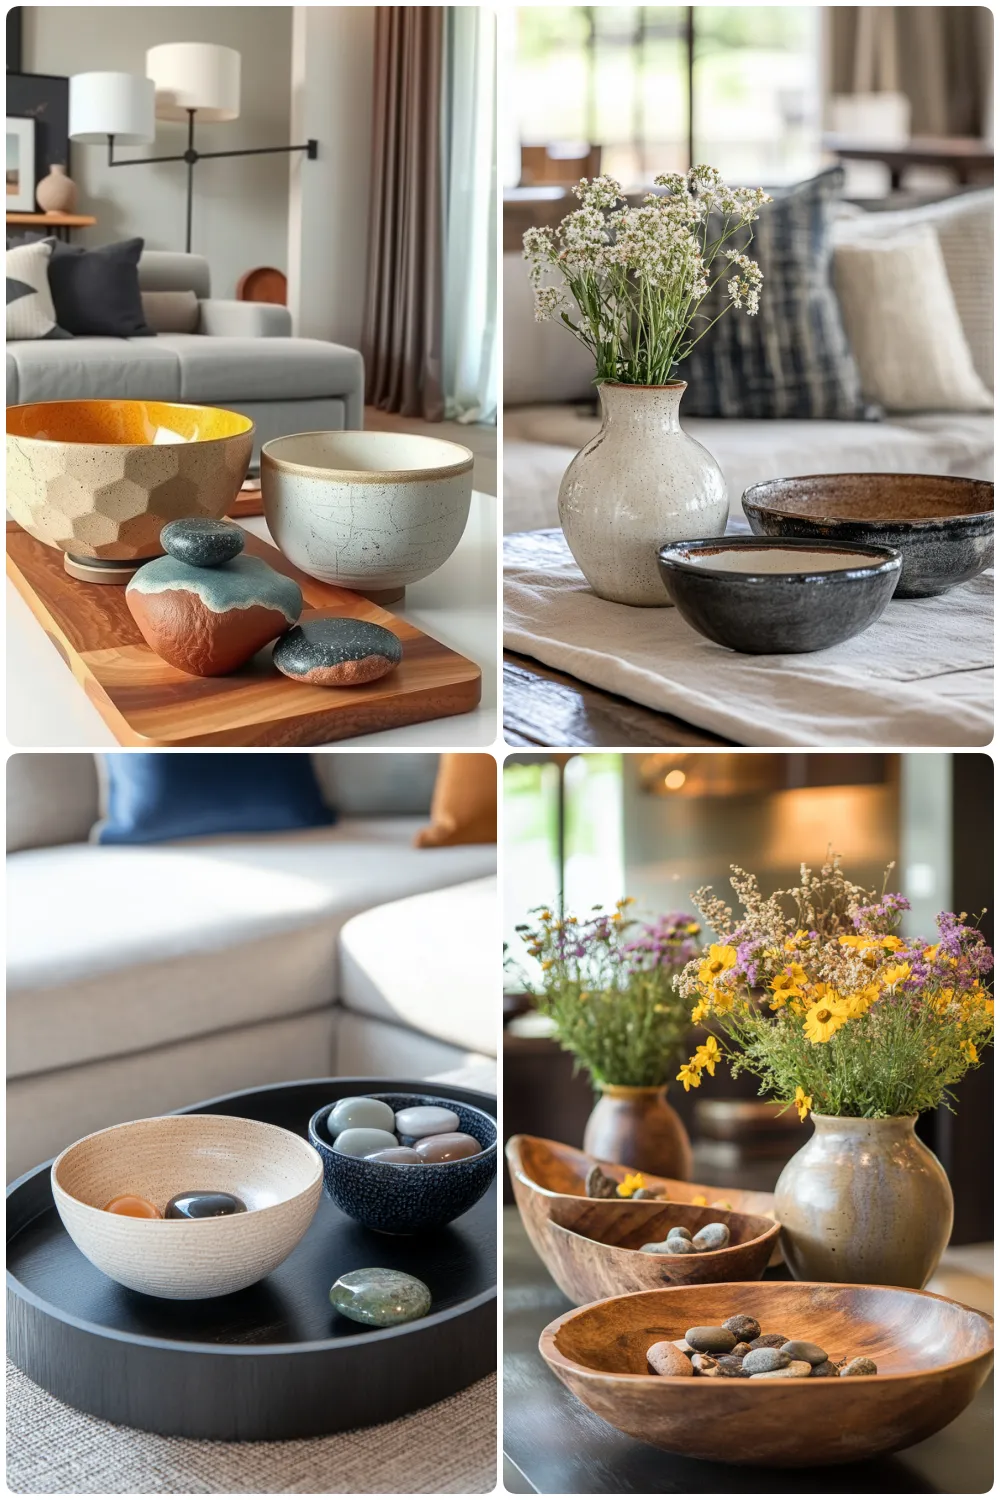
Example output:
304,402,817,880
774,1114,954,1290
557,382,728,607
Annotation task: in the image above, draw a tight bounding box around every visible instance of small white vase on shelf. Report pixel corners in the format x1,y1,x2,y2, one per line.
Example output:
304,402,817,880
36,164,78,215
557,381,728,607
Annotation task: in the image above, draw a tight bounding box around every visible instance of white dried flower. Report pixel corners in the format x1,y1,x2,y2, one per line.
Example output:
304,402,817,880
725,251,763,313
532,284,566,323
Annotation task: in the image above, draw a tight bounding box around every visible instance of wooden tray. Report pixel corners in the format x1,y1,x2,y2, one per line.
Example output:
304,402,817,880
228,482,264,518
7,1077,497,1441
6,523,482,746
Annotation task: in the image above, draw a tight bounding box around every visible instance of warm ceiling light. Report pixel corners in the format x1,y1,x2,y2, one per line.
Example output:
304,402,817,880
664,769,686,789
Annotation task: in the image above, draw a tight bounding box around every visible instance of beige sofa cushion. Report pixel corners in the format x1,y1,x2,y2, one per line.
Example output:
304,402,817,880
6,753,99,854
339,877,498,1057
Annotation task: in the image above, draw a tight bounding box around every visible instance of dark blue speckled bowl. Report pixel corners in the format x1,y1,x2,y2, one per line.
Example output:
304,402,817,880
308,1092,498,1234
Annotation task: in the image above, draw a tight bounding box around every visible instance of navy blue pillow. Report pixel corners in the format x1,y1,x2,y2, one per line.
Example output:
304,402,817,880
95,754,334,845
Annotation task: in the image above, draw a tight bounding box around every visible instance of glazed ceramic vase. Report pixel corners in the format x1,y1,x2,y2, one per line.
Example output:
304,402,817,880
774,1114,954,1289
36,163,78,214
583,1084,693,1179
557,381,728,606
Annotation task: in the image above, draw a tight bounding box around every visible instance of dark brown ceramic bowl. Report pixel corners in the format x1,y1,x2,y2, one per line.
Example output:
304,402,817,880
743,475,994,599
540,1282,994,1467
543,1196,780,1303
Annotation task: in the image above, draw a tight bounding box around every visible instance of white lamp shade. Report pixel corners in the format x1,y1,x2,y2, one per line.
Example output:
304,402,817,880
69,72,155,144
146,43,241,123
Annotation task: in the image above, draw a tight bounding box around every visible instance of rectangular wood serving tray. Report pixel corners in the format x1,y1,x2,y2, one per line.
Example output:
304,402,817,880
7,522,482,747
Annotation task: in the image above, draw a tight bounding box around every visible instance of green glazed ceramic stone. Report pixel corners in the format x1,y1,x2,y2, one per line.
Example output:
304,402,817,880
329,1268,432,1328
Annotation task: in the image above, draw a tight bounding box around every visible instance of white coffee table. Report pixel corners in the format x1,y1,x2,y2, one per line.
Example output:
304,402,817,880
6,492,497,748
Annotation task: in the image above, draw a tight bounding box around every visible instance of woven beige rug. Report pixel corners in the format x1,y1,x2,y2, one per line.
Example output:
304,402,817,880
6,1362,496,1494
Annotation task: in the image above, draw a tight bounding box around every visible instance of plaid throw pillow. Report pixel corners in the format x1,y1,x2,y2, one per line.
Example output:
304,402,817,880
678,167,873,420
6,238,71,341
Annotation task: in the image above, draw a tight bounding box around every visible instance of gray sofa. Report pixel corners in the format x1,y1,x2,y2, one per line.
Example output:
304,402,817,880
6,753,496,1180
6,252,365,456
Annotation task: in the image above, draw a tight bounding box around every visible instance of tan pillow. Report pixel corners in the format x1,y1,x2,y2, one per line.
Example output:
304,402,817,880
140,289,200,334
414,754,497,847
833,228,993,413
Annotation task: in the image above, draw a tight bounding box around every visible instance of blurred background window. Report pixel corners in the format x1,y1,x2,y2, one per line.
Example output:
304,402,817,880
509,5,822,189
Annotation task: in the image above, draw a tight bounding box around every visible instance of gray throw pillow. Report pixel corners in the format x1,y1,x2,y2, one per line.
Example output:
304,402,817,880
140,289,200,334
678,167,874,420
6,239,72,341
48,237,155,337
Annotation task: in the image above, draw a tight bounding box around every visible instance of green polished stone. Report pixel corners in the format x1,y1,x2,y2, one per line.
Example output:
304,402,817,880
329,1268,432,1328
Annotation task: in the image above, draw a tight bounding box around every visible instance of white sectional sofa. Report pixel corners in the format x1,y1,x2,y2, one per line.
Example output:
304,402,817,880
6,754,496,1180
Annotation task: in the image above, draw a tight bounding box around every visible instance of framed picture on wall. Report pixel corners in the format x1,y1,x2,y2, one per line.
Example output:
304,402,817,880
6,73,71,190
6,116,36,211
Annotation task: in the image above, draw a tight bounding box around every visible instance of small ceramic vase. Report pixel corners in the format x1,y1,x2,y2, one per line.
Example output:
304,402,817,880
36,164,78,215
583,1084,693,1180
774,1114,954,1289
558,381,728,606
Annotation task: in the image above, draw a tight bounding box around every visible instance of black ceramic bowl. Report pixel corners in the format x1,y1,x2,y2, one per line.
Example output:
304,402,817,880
742,474,994,599
656,537,902,654
309,1092,498,1234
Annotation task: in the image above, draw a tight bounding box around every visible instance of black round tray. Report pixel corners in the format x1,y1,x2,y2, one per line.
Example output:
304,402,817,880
7,1077,497,1440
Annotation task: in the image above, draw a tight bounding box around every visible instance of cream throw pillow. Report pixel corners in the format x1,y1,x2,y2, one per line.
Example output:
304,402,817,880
6,239,70,341
833,228,993,413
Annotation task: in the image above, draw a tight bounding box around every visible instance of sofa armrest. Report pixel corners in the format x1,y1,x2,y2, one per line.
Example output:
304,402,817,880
198,299,292,338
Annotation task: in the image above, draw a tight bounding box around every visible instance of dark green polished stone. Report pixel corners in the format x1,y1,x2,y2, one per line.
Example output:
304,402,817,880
161,518,245,568
272,619,403,687
329,1268,432,1327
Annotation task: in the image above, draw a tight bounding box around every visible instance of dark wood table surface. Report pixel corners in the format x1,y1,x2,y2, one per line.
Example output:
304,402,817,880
503,1209,994,1494
822,135,994,189
503,530,733,748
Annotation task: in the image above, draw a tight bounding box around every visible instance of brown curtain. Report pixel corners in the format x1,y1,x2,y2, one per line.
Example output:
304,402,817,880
362,7,445,420
827,7,993,138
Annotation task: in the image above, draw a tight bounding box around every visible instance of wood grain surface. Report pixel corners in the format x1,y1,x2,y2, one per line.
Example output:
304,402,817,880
543,1198,780,1303
539,1281,995,1467
506,1135,780,1298
227,484,265,519
6,523,481,746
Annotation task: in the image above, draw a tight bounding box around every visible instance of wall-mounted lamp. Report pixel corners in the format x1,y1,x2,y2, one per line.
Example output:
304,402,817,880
69,44,317,253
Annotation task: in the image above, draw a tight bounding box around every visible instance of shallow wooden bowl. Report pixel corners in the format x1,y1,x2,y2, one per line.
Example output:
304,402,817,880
52,1114,323,1299
545,1198,780,1303
540,1281,994,1467
506,1135,780,1296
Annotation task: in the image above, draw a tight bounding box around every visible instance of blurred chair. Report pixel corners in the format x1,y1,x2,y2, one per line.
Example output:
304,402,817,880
520,143,602,186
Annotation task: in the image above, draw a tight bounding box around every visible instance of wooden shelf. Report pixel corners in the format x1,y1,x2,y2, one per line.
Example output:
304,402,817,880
6,212,96,227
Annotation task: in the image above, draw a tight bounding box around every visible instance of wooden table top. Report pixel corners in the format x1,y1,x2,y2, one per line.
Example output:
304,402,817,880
503,1209,994,1494
6,212,97,227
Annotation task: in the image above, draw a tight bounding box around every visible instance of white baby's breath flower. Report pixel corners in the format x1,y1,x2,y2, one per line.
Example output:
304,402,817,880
725,250,763,313
532,284,566,323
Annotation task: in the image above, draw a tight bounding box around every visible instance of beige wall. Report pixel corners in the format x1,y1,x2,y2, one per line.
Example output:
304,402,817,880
23,6,293,296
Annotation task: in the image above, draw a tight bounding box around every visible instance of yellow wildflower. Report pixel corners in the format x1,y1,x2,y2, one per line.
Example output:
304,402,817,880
923,944,940,962
880,962,911,989
698,944,737,985
803,995,848,1045
690,999,709,1026
686,922,700,935
617,1171,646,1199
540,959,554,970
539,910,552,921
841,985,878,1019
784,929,810,952
676,1061,702,1092
691,1194,708,1206
793,1085,812,1121
961,1040,979,1064
694,1036,721,1076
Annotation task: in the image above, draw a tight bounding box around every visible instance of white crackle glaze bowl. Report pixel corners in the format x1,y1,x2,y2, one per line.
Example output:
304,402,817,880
261,431,474,599
51,1114,323,1300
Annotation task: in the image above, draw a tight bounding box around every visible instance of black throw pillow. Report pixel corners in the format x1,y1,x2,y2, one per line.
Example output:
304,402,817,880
47,237,155,338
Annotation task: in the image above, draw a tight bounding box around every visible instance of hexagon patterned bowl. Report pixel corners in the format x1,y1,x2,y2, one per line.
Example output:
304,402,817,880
6,400,254,582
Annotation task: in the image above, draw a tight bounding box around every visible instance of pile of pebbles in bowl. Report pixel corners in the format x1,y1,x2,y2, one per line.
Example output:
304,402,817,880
640,1222,731,1254
647,1314,878,1379
326,1096,485,1164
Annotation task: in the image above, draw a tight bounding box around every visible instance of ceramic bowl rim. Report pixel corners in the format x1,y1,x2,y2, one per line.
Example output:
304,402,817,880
549,1202,781,1261
743,473,995,531
261,431,475,485
657,536,902,583
309,1092,498,1168
6,399,255,448
540,1281,996,1386
51,1113,323,1225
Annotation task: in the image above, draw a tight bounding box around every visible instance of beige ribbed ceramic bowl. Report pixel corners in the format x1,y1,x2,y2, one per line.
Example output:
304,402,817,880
51,1115,323,1300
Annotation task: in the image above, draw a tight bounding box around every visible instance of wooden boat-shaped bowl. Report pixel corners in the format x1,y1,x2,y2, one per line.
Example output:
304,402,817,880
540,1281,994,1468
506,1135,780,1300
544,1197,780,1303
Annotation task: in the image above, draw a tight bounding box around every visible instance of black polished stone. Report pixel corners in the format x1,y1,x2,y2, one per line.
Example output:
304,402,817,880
164,1191,247,1220
160,518,245,568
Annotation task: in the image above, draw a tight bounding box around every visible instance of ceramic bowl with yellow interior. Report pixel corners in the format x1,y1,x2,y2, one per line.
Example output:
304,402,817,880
261,431,474,604
6,400,254,582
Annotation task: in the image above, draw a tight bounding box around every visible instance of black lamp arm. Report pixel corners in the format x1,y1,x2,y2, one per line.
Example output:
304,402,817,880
105,110,317,254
